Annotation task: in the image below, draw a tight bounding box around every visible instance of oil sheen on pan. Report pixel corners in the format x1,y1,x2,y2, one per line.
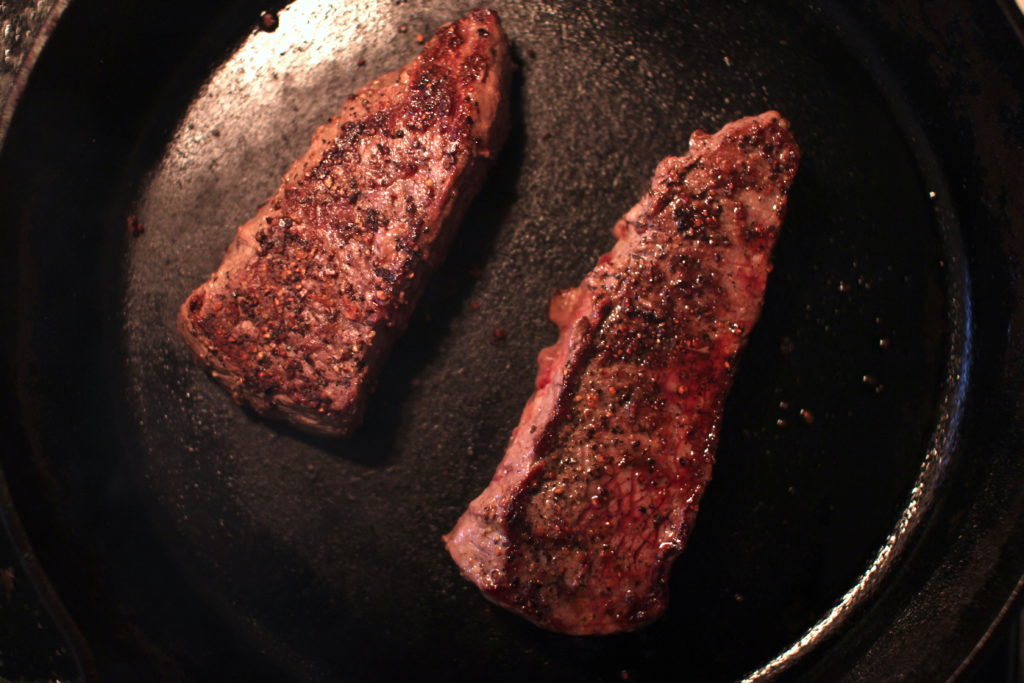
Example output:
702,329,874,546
446,112,800,635
178,9,512,437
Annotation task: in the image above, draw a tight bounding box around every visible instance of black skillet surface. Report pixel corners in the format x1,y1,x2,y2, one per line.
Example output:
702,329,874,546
1,0,1022,681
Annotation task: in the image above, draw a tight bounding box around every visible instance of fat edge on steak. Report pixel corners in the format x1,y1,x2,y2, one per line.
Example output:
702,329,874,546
445,112,800,635
178,10,512,436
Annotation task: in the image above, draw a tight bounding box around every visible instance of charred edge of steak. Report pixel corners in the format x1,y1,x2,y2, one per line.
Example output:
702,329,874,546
178,10,512,436
445,112,799,635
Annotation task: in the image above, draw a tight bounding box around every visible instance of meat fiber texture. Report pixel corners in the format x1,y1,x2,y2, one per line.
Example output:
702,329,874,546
445,112,800,635
179,10,512,436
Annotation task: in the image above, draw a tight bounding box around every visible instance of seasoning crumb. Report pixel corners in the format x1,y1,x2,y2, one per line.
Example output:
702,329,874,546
862,374,878,385
799,409,814,425
874,383,886,394
0,567,13,602
259,11,278,32
776,418,787,428
398,24,409,33
415,33,425,44
357,57,366,67
879,337,891,349
127,214,145,237
779,400,790,410
491,327,507,344
734,592,744,602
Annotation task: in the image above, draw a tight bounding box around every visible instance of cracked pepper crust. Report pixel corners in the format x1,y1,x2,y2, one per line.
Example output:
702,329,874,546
445,112,799,635
178,10,512,436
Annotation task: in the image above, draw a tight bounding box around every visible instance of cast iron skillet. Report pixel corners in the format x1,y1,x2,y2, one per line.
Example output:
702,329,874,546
1,0,1022,680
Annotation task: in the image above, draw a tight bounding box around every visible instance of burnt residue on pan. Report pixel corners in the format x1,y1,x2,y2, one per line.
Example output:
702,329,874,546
0,0,1021,682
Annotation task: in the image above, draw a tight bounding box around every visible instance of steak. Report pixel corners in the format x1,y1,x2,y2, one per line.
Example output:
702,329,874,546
444,112,799,634
178,10,512,436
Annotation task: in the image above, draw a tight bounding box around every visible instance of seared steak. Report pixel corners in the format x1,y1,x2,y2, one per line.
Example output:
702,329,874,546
445,112,799,634
179,10,512,436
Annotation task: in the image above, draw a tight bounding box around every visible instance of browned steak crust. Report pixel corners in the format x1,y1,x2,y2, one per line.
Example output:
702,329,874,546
178,10,512,436
445,112,799,634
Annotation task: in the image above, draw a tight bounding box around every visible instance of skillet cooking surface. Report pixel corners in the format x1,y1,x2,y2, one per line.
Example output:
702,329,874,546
1,0,1022,681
